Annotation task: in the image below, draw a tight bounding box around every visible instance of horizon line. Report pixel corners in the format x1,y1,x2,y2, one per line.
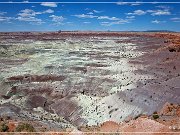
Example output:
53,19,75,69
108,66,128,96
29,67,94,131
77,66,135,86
0,30,178,32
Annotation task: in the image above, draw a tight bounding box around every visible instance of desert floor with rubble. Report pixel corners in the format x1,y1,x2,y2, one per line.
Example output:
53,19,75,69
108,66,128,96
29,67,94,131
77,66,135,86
0,32,179,134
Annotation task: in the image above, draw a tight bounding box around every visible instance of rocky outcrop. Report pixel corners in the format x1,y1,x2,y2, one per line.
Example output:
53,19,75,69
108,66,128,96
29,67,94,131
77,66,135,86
6,74,66,83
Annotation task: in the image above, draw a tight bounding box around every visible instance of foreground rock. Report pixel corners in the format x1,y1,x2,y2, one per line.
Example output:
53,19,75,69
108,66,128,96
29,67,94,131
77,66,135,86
77,102,179,134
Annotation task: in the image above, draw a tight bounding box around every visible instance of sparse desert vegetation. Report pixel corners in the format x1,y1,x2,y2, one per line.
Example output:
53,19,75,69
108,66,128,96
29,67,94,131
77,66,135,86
0,122,9,132
15,123,35,132
0,32,179,133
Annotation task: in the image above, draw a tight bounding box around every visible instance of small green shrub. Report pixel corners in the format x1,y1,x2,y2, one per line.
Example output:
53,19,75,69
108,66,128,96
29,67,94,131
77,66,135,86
0,123,9,132
153,114,159,119
134,114,142,120
152,111,159,119
15,123,35,132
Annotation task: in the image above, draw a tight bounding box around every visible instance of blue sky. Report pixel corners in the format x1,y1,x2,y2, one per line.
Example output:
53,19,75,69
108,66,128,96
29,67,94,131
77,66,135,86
0,0,180,31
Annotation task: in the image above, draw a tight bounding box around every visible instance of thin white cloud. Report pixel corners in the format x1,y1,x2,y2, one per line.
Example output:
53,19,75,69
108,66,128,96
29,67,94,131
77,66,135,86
29,21,45,25
170,17,180,22
127,10,146,15
156,5,170,10
147,6,171,16
93,10,103,13
147,10,171,16
0,12,7,15
131,3,141,6
0,11,13,22
51,22,64,26
44,9,54,14
49,15,65,26
116,2,141,6
151,20,166,24
73,14,97,18
116,2,128,5
73,14,121,21
73,13,131,24
87,12,93,15
18,9,41,17
97,16,120,21
100,19,131,26
100,22,109,24
41,2,57,8
127,8,171,16
16,9,53,25
150,10,171,16
0,16,13,22
50,15,65,22
17,16,42,22
83,22,91,24
23,1,29,3
18,9,54,17
85,8,90,11
86,10,103,16
126,16,135,19
151,20,160,24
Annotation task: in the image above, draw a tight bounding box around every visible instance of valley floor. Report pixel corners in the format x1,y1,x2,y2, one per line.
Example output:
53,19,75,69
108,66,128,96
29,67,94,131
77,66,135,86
0,32,179,134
